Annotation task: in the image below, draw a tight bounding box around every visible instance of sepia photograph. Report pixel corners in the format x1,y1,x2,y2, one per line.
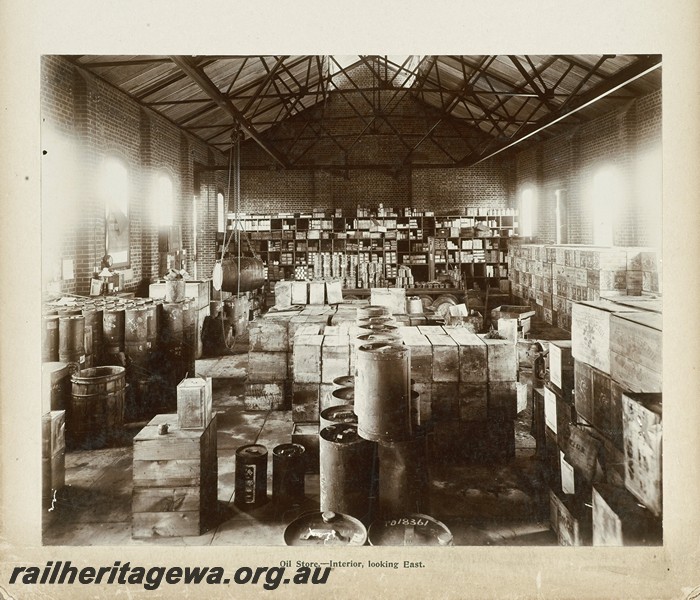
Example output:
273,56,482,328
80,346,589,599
2,2,699,598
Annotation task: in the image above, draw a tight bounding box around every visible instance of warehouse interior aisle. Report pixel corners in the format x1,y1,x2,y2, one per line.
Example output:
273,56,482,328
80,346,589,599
43,335,556,547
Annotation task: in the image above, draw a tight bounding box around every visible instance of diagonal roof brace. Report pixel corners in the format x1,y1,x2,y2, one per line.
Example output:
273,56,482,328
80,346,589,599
169,55,290,168
459,54,662,167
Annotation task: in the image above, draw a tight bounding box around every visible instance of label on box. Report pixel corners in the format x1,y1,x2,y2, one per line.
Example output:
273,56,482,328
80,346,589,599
560,451,576,495
544,386,557,434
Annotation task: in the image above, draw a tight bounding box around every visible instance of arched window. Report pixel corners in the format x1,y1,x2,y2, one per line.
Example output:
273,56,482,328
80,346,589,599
156,173,174,227
217,191,226,233
592,166,620,246
102,157,129,266
520,188,535,238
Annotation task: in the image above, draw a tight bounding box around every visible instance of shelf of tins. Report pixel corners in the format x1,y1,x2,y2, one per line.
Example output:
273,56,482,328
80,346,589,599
217,208,518,289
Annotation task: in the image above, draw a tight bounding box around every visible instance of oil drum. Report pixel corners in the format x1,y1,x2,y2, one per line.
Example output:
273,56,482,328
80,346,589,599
103,306,126,355
355,342,411,443
377,428,430,517
319,424,376,523
284,511,367,546
124,305,150,371
160,302,184,347
406,296,423,315
357,322,399,335
42,362,71,412
320,404,357,431
219,257,266,293
272,443,306,506
332,375,354,389
82,305,104,367
235,444,268,508
58,315,86,372
368,513,453,546
42,315,60,362
357,305,391,322
330,386,354,408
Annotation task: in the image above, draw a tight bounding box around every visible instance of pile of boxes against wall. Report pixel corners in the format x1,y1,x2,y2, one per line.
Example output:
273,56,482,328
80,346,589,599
220,207,517,292
532,295,662,546
508,243,661,331
40,279,243,456
132,377,217,538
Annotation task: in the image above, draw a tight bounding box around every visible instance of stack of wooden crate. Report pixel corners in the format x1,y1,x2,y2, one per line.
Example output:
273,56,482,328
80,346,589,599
541,296,662,545
132,377,217,538
42,410,66,514
508,243,660,331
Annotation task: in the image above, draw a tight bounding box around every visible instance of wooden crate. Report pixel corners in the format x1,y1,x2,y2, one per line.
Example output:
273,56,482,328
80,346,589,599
326,280,343,304
426,334,459,383
458,383,488,422
249,319,289,352
292,383,320,423
132,413,217,538
573,359,594,424
149,280,211,311
370,288,406,315
478,336,517,382
321,335,351,383
488,381,517,420
42,448,66,509
549,487,592,546
274,281,293,309
592,483,662,546
445,328,488,385
548,340,574,397
244,381,288,411
430,382,460,421
400,328,433,383
176,377,212,430
291,281,308,305
610,312,662,393
42,410,66,458
622,392,662,516
543,382,575,449
413,382,432,424
247,351,288,383
292,334,324,383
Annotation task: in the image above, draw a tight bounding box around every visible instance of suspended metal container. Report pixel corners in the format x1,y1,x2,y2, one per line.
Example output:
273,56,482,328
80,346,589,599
319,424,375,523
284,510,367,546
216,257,266,293
355,342,411,443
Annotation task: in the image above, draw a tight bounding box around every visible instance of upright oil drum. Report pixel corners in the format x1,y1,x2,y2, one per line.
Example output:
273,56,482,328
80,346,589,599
272,443,306,506
103,305,126,356
58,315,86,372
320,404,357,431
82,304,104,368
332,375,354,389
329,386,354,408
377,427,431,517
355,342,411,443
284,511,367,546
68,365,126,449
124,305,150,370
235,444,268,508
357,305,391,322
319,424,375,522
284,510,367,546
42,362,71,412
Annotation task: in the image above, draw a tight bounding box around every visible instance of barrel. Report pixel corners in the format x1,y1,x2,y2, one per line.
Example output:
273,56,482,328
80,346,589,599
58,315,86,371
124,305,150,369
358,316,396,328
82,306,104,367
332,375,354,389
284,511,367,546
165,279,186,303
42,315,60,362
406,296,423,315
42,362,71,412
357,322,399,334
367,513,453,546
68,366,126,449
219,257,266,293
160,302,184,347
330,386,354,407
377,429,430,517
357,305,391,322
319,424,376,523
234,444,268,508
320,404,357,431
103,306,125,354
355,342,411,443
272,443,306,506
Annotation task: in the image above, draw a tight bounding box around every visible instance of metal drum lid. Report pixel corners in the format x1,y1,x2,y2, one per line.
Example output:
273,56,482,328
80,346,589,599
332,375,355,388
320,404,357,428
320,423,362,444
358,341,409,360
284,511,367,546
273,443,305,459
236,444,268,459
368,513,454,546
330,387,354,403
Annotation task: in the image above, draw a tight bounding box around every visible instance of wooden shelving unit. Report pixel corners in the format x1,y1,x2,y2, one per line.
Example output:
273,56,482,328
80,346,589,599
218,209,518,290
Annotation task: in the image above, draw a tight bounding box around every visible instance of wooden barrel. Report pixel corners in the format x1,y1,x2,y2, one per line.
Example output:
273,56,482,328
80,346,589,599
69,366,126,449
42,315,60,362
58,315,86,371
355,342,411,443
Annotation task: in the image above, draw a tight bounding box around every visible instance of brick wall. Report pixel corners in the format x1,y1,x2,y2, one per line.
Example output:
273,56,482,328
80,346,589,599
513,90,662,248
41,56,227,295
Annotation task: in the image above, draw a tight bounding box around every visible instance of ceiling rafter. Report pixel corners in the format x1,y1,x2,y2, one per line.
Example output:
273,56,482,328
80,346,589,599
169,55,290,168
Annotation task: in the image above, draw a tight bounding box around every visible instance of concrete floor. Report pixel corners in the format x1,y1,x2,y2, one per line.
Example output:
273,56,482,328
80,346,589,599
43,332,559,547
